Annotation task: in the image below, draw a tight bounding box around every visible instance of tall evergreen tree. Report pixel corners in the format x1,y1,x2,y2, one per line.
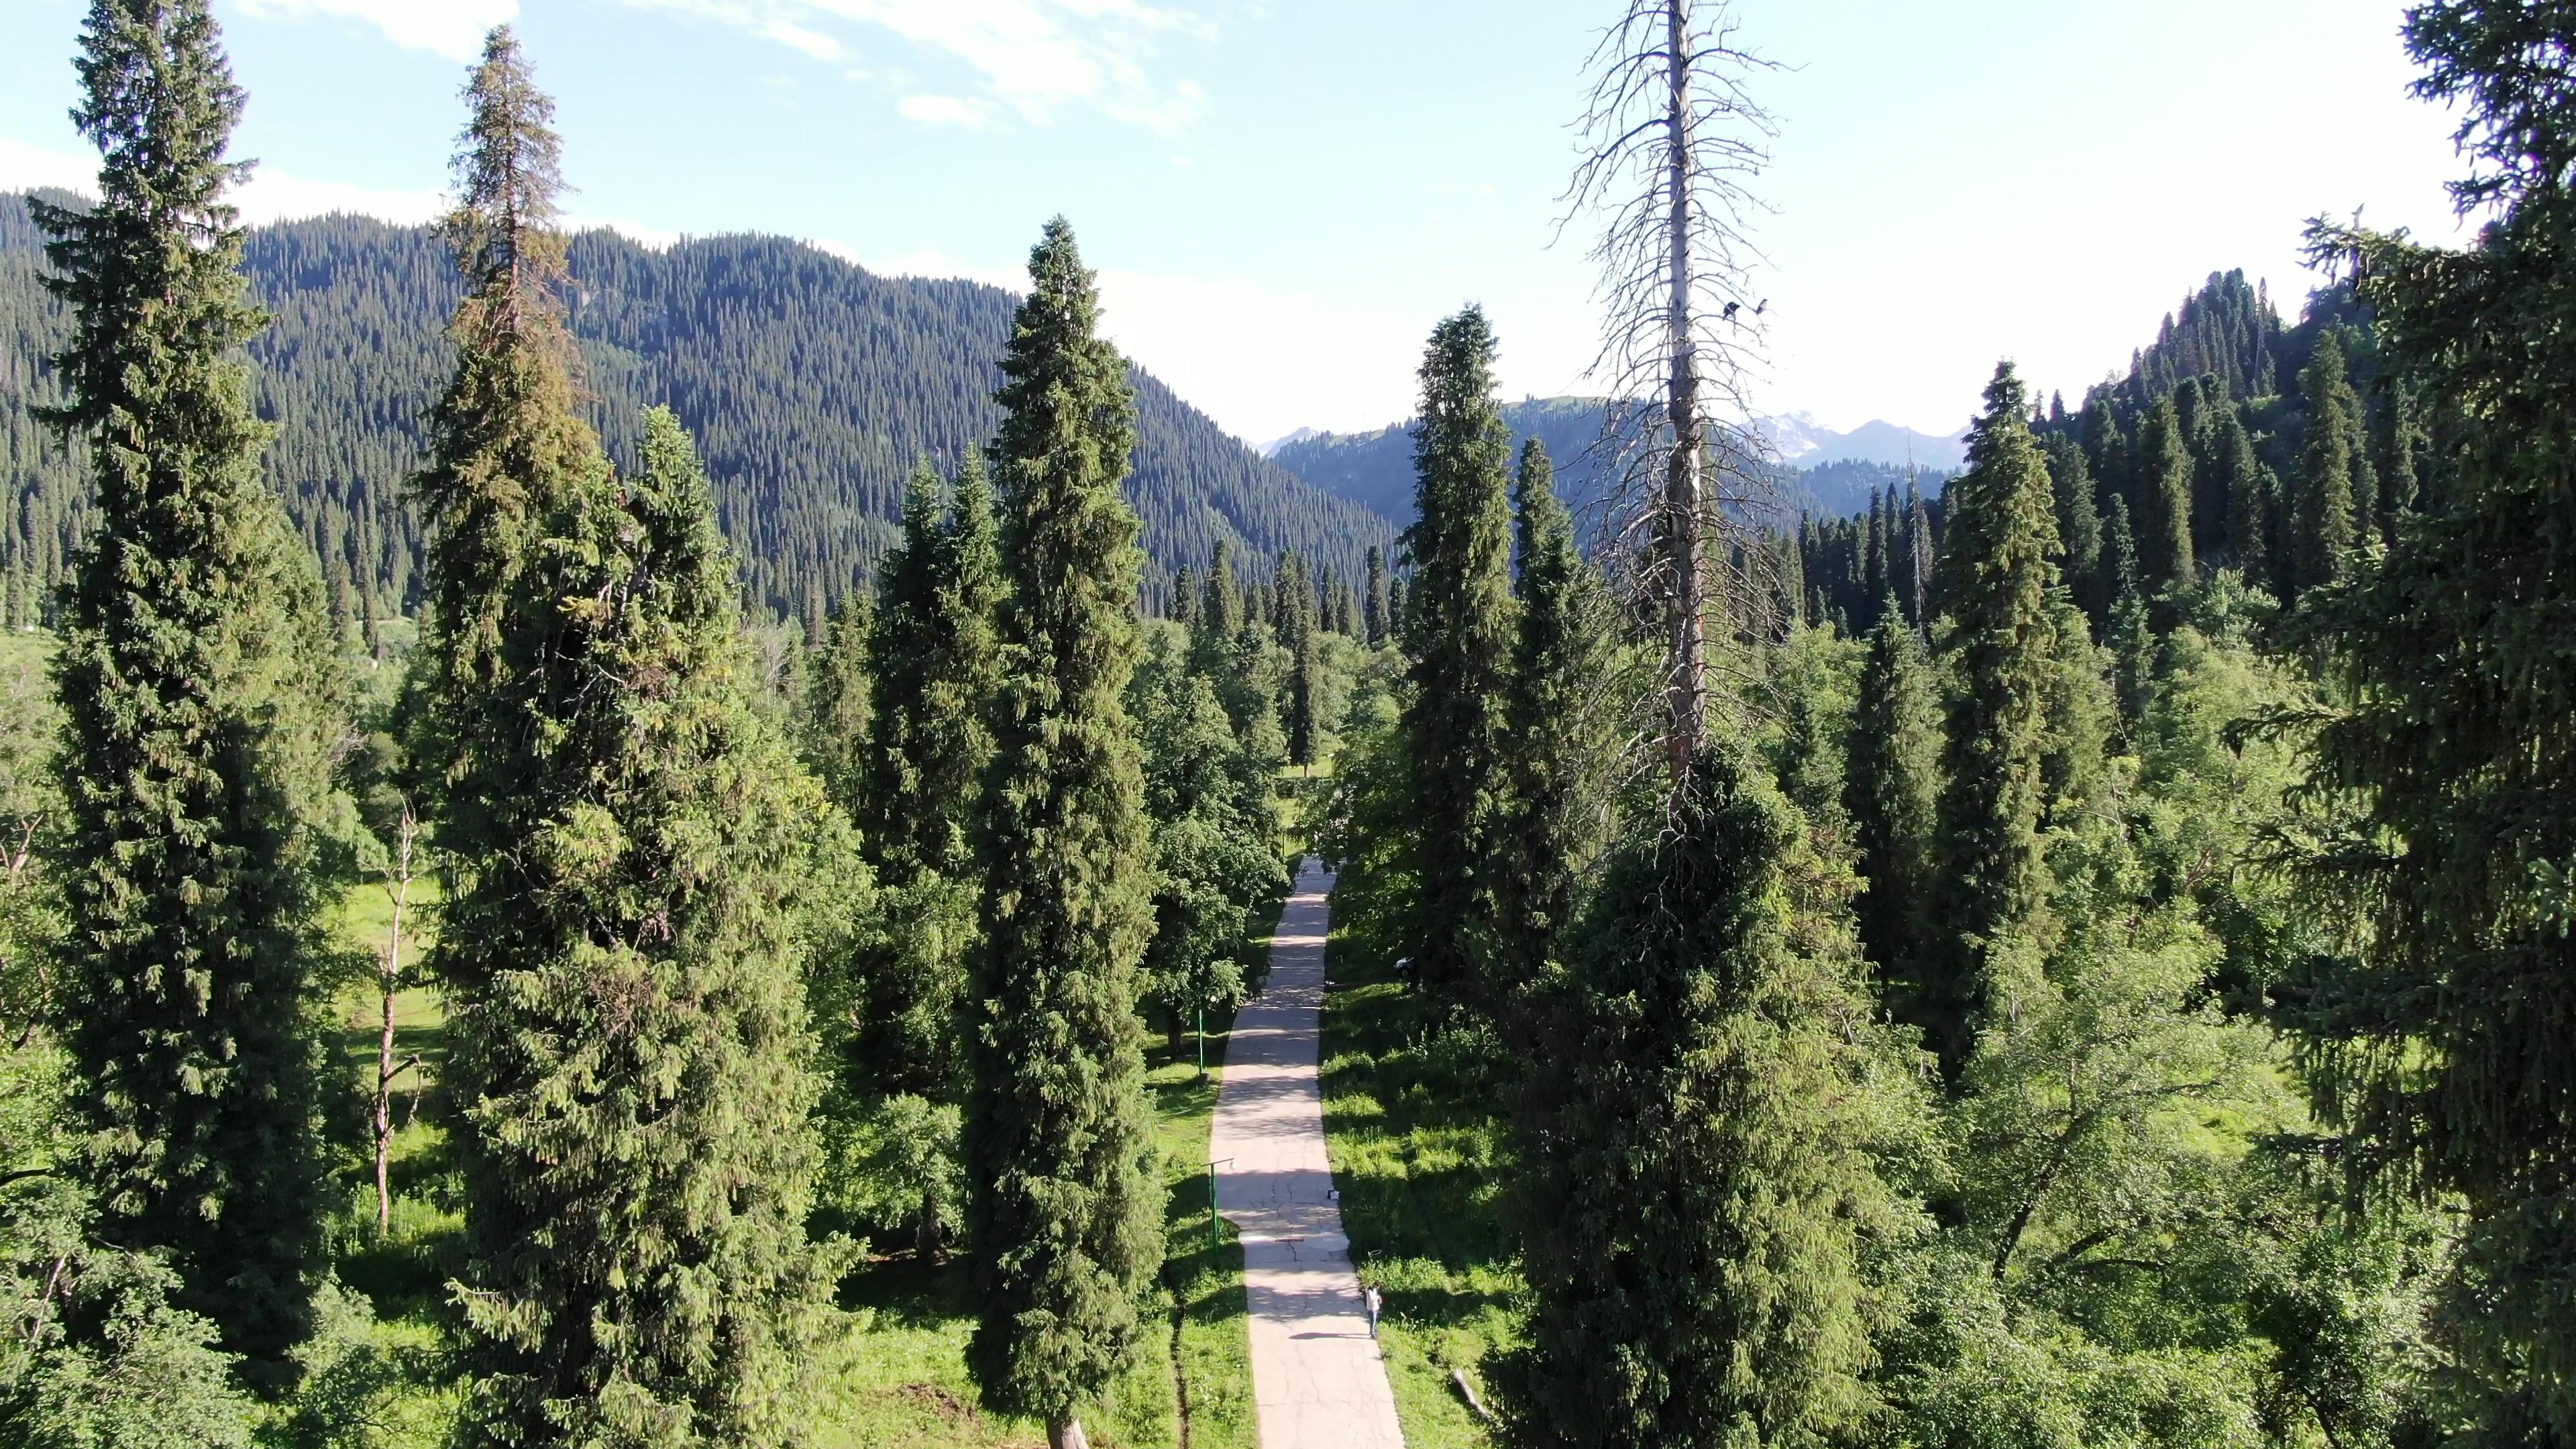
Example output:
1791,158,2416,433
443,405,843,1445
1363,543,1389,646
2043,434,2104,619
2214,409,2271,589
2297,7,2576,1422
965,219,1160,1449
2294,331,2365,594
798,590,871,812
1279,551,1322,768
1499,746,1898,1448
421,36,838,1441
33,0,339,1376
1845,604,1939,986
1360,541,1381,642
1397,306,1517,1000
1493,440,1617,989
1923,364,2061,1084
2136,392,2196,598
863,455,1001,880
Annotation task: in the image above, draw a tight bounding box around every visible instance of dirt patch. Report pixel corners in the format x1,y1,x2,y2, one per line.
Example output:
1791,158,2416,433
896,1381,977,1424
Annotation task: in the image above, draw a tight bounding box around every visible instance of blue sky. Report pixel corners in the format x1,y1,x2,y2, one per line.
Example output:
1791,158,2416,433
0,0,2471,445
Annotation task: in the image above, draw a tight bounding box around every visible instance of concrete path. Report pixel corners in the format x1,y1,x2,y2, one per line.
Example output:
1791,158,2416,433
1211,857,1405,1449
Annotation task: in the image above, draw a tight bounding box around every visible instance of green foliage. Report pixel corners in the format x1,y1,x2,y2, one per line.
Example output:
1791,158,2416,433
1497,746,1915,1448
0,1176,256,1449
2135,394,2196,600
2292,333,2365,595
1846,606,1940,990
434,406,845,1446
0,189,1391,629
2290,6,2576,1428
964,219,1161,1437
34,0,342,1376
1491,440,1621,988
1923,364,2061,1084
1397,307,1517,1002
861,455,1001,881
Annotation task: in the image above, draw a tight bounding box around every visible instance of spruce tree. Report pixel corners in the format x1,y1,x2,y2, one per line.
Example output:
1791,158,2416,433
1923,364,2061,1084
1363,544,1389,646
965,219,1159,1449
1279,552,1321,768
2136,392,2196,598
2295,7,2576,1419
1493,440,1617,989
34,0,338,1376
441,406,841,1445
2294,332,2365,595
1499,746,1898,1447
421,36,837,1440
863,455,1000,881
798,590,871,812
1397,306,1517,1000
2216,409,2272,590
1845,604,1939,986
2043,435,2104,619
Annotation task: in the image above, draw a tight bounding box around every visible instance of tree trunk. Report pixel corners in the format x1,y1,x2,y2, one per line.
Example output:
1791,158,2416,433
917,1185,946,1263
1049,1416,1091,1449
1661,0,1707,783
374,807,416,1234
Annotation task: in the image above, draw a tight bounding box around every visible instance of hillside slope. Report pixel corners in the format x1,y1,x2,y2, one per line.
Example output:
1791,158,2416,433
1268,396,1950,533
0,193,1393,621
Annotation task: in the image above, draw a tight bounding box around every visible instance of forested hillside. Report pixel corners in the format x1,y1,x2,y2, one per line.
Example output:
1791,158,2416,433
0,191,1393,625
1270,392,1940,527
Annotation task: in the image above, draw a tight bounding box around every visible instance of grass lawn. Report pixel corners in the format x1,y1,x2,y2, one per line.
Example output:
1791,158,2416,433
322,873,1260,1449
812,1040,1256,1449
1318,947,1519,1449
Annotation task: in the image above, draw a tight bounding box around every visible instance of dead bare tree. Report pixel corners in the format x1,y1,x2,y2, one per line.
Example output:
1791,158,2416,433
1562,0,1784,790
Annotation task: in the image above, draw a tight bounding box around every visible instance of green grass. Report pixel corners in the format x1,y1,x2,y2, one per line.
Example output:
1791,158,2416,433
1319,947,1518,1448
812,1038,1254,1449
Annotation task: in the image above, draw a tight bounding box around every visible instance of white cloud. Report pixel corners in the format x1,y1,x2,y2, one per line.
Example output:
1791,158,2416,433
609,0,1216,128
898,94,996,129
229,0,519,62
0,138,96,196
761,17,844,60
0,138,447,227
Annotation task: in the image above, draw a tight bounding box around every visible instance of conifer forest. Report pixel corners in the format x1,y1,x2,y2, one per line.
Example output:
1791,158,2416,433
2,2,2575,1448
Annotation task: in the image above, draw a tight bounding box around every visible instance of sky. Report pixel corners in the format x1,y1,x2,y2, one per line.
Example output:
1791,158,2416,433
0,0,2475,447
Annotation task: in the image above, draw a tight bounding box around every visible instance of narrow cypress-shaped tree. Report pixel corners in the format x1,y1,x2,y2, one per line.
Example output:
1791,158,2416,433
863,455,1002,880
2136,392,2196,598
34,0,338,1376
1923,363,2061,1084
1398,306,1517,1000
443,406,842,1445
2043,435,2103,620
965,219,1160,1449
1279,552,1321,767
2294,333,2364,595
421,37,838,1442
1845,604,1939,986
1499,746,1898,1448
798,590,871,812
1493,440,1618,989
2215,409,2271,589
1363,543,1389,646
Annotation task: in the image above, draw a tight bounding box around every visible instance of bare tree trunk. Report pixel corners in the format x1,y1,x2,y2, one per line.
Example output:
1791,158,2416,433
374,805,417,1234
1662,0,1707,782
1049,1417,1091,1449
917,1185,946,1263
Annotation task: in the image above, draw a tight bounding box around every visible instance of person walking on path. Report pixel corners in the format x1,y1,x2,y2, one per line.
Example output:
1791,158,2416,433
1364,1284,1383,1339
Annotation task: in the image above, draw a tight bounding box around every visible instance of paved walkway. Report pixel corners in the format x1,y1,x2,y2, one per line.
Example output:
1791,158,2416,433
1210,857,1405,1449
